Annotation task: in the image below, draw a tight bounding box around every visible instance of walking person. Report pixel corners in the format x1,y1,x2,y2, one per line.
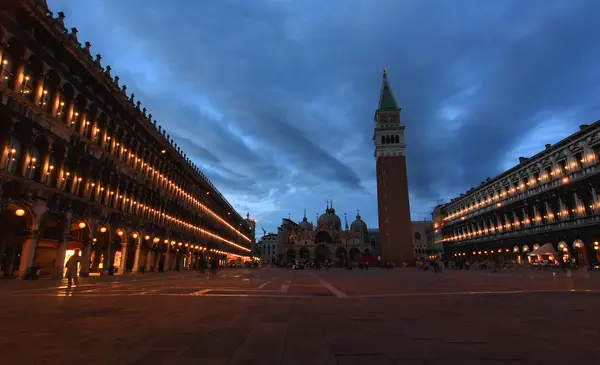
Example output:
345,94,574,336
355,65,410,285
65,249,81,289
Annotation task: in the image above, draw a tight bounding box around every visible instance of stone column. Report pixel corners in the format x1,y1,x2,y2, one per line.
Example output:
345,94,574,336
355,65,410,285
164,243,170,272
132,240,142,273
80,240,93,277
52,233,70,279
154,251,161,271
18,232,40,279
119,241,128,275
145,249,153,272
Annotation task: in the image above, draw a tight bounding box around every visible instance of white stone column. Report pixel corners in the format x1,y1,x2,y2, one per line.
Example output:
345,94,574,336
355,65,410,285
145,250,153,272
132,240,142,273
52,233,70,279
18,232,39,279
119,241,128,275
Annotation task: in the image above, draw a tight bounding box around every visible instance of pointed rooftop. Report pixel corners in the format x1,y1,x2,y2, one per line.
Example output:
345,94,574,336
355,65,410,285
377,68,399,111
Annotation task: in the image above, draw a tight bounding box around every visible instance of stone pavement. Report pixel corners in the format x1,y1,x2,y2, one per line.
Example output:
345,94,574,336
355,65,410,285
0,268,598,364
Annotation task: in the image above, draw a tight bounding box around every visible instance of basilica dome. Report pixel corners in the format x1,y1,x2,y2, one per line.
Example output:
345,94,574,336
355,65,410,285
299,216,313,231
350,212,367,233
318,206,341,230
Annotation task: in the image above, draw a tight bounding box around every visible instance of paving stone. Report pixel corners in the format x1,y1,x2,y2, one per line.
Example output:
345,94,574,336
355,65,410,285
0,269,598,365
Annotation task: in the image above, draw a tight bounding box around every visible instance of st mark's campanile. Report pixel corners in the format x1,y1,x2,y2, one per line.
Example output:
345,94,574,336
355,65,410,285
373,68,414,266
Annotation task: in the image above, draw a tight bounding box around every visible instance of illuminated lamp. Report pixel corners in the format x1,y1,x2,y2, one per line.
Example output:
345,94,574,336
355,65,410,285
15,209,25,217
132,233,138,239
100,227,107,233
562,177,570,184
178,242,182,246
145,235,150,240
153,237,160,243
117,230,124,236
78,222,86,229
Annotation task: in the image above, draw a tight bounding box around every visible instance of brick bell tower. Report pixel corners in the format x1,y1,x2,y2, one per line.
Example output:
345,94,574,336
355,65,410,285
373,68,414,266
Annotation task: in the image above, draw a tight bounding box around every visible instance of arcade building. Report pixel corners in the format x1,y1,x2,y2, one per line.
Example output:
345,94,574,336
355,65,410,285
433,121,600,268
0,0,253,279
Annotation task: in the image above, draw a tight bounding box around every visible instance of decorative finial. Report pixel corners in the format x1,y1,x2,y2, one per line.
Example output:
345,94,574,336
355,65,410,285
383,67,387,74
357,208,360,217
288,213,291,219
246,212,250,219
326,200,329,210
330,200,333,208
303,209,306,218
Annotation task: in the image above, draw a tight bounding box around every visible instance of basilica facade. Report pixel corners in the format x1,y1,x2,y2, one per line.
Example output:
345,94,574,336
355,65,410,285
267,204,377,264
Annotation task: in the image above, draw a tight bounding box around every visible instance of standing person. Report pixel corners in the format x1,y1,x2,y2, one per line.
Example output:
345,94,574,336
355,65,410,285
65,249,81,289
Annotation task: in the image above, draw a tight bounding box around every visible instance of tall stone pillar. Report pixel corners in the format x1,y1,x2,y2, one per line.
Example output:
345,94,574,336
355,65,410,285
145,249,153,272
80,240,93,277
132,240,142,273
164,243,171,272
18,232,39,279
119,241,128,275
52,233,70,279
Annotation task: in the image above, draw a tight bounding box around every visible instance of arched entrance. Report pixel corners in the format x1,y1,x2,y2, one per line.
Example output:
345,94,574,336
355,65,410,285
315,244,330,262
35,212,68,277
299,247,310,259
314,230,332,244
335,247,347,262
349,247,360,261
286,249,296,261
0,203,36,278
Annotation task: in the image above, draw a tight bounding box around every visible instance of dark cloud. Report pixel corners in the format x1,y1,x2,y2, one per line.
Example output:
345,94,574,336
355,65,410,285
48,0,600,235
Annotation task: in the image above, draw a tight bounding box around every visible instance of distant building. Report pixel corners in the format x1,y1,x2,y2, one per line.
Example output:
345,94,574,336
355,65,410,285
257,232,279,263
275,205,374,264
411,220,432,260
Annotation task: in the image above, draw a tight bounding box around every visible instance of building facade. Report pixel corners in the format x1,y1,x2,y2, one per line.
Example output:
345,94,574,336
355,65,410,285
275,206,375,264
433,122,600,267
0,1,253,279
258,232,279,263
411,220,432,260
373,69,414,265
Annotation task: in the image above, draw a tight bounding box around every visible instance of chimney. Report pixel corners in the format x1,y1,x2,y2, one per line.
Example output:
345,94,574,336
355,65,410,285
579,124,589,131
545,144,552,150
518,157,528,164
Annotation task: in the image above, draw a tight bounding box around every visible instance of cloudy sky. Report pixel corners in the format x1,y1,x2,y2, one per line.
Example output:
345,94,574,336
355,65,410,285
47,0,600,238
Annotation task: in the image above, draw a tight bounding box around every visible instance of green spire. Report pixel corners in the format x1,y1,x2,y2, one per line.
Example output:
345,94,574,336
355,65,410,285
378,68,399,110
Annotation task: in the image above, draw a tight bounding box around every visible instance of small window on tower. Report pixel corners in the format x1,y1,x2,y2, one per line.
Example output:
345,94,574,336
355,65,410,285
381,136,385,145
395,135,400,144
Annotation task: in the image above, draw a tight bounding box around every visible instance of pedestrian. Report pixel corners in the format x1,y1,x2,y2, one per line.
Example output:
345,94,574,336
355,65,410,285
65,249,81,289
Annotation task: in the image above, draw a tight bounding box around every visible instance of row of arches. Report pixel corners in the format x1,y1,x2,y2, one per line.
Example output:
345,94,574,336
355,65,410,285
0,25,249,242
285,246,372,262
0,201,237,278
380,134,400,145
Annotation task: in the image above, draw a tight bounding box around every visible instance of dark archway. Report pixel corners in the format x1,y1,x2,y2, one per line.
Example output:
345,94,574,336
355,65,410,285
286,249,296,261
349,247,360,261
314,230,331,244
335,247,347,262
299,247,309,259
315,244,329,262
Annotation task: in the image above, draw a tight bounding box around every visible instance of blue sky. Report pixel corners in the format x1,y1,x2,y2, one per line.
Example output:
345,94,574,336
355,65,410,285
47,0,600,238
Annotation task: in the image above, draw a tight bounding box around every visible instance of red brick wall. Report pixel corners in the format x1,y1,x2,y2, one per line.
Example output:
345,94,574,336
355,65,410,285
376,155,414,265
